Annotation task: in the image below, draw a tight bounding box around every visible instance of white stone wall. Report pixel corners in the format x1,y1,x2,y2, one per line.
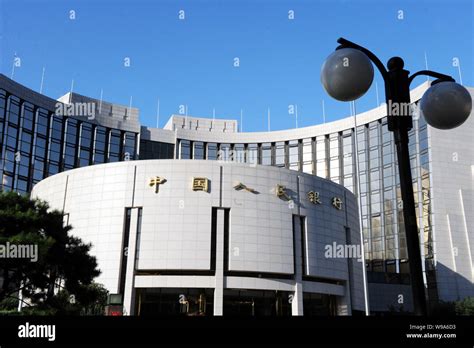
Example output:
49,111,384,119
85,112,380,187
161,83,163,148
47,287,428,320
31,160,365,313
428,87,474,301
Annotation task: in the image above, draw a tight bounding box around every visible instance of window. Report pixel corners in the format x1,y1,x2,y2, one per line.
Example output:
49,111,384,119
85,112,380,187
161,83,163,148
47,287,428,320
94,126,107,164
275,142,285,167
34,136,46,158
302,138,313,174
7,96,20,125
108,130,121,162
233,144,245,163
20,131,32,153
329,134,339,158
369,147,379,169
247,144,258,165
207,143,217,160
79,123,93,167
371,191,381,214
369,122,379,147
6,124,18,150
193,142,204,160
179,139,191,159
138,139,175,160
123,132,136,161
22,103,35,131
219,143,231,161
316,136,326,160
316,136,327,178
50,116,63,141
288,140,299,171
48,140,61,162
32,159,44,182
36,109,49,136
316,159,327,178
262,143,272,166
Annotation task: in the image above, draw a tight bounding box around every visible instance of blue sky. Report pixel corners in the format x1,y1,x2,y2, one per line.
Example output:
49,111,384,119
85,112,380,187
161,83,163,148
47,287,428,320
1,0,472,131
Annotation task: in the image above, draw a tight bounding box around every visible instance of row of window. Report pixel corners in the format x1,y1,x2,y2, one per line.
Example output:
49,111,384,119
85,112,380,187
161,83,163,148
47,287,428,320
175,117,432,270
0,87,433,274
0,91,138,194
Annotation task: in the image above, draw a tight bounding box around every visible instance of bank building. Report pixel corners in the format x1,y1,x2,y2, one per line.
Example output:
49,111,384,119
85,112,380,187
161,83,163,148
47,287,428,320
0,74,472,315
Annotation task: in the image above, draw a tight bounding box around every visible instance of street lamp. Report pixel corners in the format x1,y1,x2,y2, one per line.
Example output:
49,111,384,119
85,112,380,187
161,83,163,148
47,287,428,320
321,38,472,316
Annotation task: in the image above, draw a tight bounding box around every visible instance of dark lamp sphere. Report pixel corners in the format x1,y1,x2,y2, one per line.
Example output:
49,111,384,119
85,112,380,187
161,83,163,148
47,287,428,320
321,48,374,102
420,81,472,130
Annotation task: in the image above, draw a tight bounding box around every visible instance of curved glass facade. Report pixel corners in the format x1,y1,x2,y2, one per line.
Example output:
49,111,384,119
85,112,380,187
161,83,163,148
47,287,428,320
173,114,433,286
0,85,139,194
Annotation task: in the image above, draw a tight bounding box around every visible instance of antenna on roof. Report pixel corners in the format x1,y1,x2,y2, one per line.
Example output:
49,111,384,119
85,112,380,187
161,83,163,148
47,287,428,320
128,96,133,117
453,57,463,86
185,105,188,129
69,79,74,104
424,52,430,81
10,52,17,79
39,67,46,94
99,89,103,113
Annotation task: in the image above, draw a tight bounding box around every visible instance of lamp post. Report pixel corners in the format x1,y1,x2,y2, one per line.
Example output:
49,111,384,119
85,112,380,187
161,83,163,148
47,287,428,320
321,38,472,316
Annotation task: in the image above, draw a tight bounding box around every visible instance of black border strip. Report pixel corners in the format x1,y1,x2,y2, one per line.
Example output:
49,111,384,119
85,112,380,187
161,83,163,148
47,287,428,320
135,269,215,276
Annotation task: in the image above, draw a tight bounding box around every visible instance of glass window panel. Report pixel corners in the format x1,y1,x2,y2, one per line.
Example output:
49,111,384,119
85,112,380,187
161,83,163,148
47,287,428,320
372,215,382,238
193,141,204,160
207,143,217,160
303,162,313,174
180,140,191,159
275,142,285,167
233,144,245,163
108,130,121,162
22,104,34,131
247,144,258,165
262,143,272,166
302,138,313,162
329,135,339,158
219,143,230,161
7,97,20,125
51,116,63,140
316,160,327,178
289,140,299,171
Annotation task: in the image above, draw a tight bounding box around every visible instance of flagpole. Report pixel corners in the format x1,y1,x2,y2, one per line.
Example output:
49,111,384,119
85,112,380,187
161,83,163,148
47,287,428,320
99,89,103,114
455,59,463,86
424,52,430,81
39,67,46,94
69,79,74,104
10,52,17,79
